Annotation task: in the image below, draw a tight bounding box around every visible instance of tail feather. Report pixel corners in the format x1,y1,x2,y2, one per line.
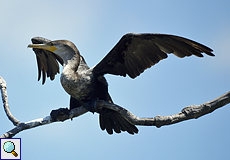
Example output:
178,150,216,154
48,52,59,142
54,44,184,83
115,113,138,134
110,114,122,133
99,108,138,135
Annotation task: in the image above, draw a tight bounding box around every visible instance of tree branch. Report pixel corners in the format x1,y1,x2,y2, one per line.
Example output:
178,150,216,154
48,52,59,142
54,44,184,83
0,77,20,126
1,76,229,138
0,106,88,138
95,92,230,127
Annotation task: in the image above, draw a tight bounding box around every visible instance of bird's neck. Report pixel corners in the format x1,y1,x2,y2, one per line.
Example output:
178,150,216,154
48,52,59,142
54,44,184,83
63,55,80,72
56,50,80,75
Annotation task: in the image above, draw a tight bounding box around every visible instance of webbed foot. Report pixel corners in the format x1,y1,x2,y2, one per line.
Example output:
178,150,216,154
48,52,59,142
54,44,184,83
50,108,70,121
83,98,99,113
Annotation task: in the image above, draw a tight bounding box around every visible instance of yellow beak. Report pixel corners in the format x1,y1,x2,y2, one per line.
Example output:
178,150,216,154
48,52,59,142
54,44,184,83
27,44,57,52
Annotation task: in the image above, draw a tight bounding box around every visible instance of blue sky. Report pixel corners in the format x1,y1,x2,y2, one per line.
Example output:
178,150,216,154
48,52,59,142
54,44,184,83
0,0,230,159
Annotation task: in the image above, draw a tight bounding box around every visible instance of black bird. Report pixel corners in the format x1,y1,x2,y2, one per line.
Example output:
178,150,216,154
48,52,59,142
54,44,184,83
28,33,214,135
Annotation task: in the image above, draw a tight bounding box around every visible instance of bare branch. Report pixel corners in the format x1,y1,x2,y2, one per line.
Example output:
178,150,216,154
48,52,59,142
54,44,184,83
96,91,230,127
0,106,88,138
0,76,20,126
1,76,229,138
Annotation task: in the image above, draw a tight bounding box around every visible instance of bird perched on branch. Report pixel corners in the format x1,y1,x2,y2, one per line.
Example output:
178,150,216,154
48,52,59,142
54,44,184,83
28,33,214,135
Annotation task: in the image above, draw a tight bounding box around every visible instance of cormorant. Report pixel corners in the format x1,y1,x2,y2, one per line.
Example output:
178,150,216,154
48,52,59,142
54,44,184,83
28,33,214,135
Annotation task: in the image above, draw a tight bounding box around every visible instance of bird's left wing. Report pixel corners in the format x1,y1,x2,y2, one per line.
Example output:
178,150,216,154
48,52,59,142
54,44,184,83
93,33,214,78
31,37,64,84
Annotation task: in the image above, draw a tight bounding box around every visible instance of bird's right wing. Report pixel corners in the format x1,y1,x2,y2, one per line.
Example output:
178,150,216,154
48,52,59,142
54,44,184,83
93,33,214,78
31,37,64,84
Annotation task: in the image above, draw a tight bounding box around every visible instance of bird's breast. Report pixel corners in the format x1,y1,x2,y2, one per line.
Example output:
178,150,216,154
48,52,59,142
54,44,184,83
60,69,94,101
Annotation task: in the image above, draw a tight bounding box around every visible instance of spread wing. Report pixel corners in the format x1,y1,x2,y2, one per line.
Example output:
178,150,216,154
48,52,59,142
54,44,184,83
93,33,214,78
31,37,64,84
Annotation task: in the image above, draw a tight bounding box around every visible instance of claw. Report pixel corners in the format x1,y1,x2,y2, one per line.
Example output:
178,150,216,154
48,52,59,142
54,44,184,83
83,98,99,114
50,108,70,121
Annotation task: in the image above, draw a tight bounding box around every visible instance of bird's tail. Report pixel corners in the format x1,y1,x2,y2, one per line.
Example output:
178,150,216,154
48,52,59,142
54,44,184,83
99,108,138,135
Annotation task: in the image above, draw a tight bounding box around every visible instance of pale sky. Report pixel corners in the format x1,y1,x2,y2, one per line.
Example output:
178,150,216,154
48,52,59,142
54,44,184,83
1,1,230,160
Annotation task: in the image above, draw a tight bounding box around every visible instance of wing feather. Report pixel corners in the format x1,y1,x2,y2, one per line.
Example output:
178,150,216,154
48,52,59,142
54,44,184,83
93,33,214,78
31,37,63,84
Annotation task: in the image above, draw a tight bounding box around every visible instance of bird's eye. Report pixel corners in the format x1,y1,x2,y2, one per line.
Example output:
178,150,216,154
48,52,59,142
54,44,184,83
49,42,54,46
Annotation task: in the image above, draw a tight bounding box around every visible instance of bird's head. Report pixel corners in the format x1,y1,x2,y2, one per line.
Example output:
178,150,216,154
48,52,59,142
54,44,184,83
27,38,80,84
28,40,79,62
28,41,57,52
